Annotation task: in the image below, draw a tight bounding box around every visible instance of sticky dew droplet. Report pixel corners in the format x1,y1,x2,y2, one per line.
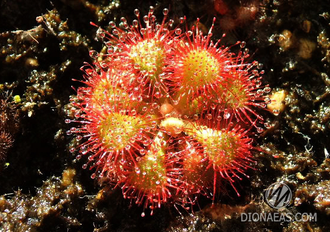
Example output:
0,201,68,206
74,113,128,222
163,8,169,16
143,15,149,24
224,112,231,119
154,92,161,98
264,122,271,129
151,15,156,22
89,50,98,59
112,29,119,36
175,28,182,35
134,9,140,17
109,21,116,28
193,114,199,120
120,17,127,24
149,6,154,14
240,41,246,49
272,109,280,116
264,86,271,93
257,127,264,133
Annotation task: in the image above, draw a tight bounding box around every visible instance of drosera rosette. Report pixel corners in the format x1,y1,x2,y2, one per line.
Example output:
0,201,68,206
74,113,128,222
92,6,177,103
67,5,270,216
